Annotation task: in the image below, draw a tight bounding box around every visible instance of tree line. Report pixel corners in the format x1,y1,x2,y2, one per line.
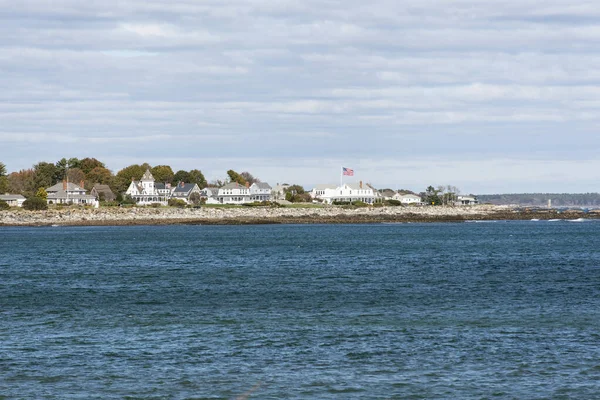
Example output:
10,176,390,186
0,158,265,199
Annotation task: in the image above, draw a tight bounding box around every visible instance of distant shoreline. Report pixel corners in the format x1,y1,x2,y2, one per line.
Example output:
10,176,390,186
1,205,598,227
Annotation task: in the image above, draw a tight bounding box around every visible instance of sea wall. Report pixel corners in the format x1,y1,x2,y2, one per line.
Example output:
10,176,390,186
1,204,593,226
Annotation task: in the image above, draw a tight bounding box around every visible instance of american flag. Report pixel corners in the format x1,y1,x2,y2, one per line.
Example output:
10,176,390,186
342,167,354,176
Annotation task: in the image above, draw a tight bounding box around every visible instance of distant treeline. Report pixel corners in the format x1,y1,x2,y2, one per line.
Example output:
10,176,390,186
477,193,600,207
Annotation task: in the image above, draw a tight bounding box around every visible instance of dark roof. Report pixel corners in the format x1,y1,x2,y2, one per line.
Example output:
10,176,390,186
173,183,197,194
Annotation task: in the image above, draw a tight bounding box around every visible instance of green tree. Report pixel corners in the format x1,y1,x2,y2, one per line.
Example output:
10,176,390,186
188,169,207,188
54,157,81,181
23,196,48,211
173,170,191,184
79,157,105,175
33,162,58,191
423,185,441,205
151,165,174,184
284,185,309,202
227,170,247,186
0,161,8,193
189,192,202,205
0,200,9,210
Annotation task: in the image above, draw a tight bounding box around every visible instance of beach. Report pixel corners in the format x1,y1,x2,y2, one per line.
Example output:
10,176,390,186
0,204,594,226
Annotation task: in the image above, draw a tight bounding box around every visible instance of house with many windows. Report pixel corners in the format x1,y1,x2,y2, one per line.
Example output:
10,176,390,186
250,182,272,202
217,182,252,204
125,169,170,205
171,182,202,204
46,181,97,205
0,194,26,207
393,193,422,205
311,182,375,204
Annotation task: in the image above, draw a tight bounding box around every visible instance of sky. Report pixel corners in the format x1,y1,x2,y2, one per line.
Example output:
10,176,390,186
1,0,600,194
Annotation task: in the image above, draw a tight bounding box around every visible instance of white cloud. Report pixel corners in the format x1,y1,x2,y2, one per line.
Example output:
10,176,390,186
1,0,600,192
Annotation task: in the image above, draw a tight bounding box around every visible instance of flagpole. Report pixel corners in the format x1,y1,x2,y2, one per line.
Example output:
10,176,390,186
340,166,343,188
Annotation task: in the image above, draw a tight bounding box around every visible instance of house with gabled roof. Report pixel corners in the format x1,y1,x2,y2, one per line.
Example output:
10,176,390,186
90,184,116,202
125,169,169,205
46,181,97,205
311,182,375,204
0,194,26,207
171,182,202,204
217,182,252,204
250,182,272,202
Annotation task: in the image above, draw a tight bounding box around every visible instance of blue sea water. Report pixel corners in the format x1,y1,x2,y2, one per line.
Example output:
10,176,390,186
2,221,600,399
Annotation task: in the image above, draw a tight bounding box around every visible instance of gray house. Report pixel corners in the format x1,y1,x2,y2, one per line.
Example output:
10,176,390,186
171,182,202,204
0,194,26,207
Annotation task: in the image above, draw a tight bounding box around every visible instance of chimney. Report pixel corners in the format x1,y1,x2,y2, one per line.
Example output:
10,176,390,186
245,182,250,188
63,180,67,190
80,180,84,189
360,180,363,189
180,181,185,187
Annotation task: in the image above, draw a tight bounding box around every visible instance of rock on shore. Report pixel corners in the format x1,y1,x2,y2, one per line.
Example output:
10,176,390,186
0,205,594,226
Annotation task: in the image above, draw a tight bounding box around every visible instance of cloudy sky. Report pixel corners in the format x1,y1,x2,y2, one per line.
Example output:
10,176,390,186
1,0,600,193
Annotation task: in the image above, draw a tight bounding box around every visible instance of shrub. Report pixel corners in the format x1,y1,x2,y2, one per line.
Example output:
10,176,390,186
351,201,369,207
23,196,48,211
0,200,9,210
150,203,162,208
385,199,402,206
168,198,187,208
100,201,120,207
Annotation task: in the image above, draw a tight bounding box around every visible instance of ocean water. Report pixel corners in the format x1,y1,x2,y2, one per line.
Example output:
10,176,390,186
2,221,600,399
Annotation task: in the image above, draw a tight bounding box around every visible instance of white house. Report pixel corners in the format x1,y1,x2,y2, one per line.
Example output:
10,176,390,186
272,183,290,200
200,187,221,204
217,182,252,204
393,193,422,205
46,181,97,205
312,182,375,204
250,182,272,202
125,169,169,205
0,194,26,207
456,195,479,205
171,182,202,204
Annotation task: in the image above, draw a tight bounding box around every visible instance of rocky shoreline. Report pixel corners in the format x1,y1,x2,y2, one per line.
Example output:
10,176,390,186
1,205,597,226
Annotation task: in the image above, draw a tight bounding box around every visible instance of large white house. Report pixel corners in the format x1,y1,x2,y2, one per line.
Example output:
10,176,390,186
46,181,97,205
217,182,252,204
393,193,423,205
126,169,169,205
311,182,375,204
250,182,272,202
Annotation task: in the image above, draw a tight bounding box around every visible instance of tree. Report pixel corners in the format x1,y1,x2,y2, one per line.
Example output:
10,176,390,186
188,169,207,188
36,187,48,200
240,171,260,185
284,185,310,202
79,158,105,175
151,165,174,184
189,192,202,205
8,169,36,196
33,162,58,191
423,185,442,205
0,200,9,210
227,170,247,186
66,168,86,186
0,162,7,193
23,196,48,211
173,170,191,184
54,157,81,181
86,166,113,186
